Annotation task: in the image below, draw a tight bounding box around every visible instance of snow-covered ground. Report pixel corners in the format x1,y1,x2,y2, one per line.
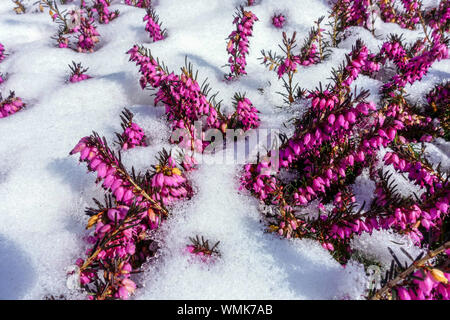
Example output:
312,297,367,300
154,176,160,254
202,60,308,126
0,0,448,299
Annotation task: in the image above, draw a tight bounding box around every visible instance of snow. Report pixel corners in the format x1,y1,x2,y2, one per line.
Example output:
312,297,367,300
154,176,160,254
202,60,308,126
0,0,448,300
139,159,367,300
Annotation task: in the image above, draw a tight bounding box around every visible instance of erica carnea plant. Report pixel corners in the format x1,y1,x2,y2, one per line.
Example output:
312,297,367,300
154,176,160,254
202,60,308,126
115,108,148,150
0,43,5,63
144,8,166,42
370,242,450,300
128,45,261,148
186,235,221,261
272,13,286,29
0,43,5,84
124,0,151,8
425,82,449,140
68,61,91,83
91,0,119,24
0,91,25,118
69,114,194,299
241,26,449,270
40,0,101,52
261,19,327,105
228,93,260,131
225,6,258,80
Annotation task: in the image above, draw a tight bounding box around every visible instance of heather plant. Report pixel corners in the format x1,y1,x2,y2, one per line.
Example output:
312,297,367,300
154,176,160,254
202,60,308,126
58,0,449,301
124,0,151,8
128,45,260,148
370,241,450,300
70,123,193,299
0,43,5,63
115,108,148,150
69,42,264,297
260,20,328,105
68,61,91,82
186,235,221,261
272,14,286,29
40,0,101,52
91,0,119,24
228,93,260,131
224,6,259,80
0,91,25,118
0,43,5,84
241,25,449,274
144,8,166,42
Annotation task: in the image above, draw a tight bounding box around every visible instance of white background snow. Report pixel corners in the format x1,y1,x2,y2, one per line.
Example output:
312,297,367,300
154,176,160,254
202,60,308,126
0,0,448,299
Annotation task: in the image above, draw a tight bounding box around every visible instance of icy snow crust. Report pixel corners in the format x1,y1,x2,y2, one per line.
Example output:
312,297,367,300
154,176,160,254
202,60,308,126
0,0,448,299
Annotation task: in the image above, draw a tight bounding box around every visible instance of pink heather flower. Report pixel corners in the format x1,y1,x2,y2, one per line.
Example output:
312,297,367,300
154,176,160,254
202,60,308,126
186,236,220,262
77,15,100,53
144,8,166,42
0,43,5,63
68,61,91,83
124,0,151,8
0,91,25,118
272,14,286,28
92,0,119,24
231,94,260,131
121,123,147,150
225,7,258,80
117,109,148,150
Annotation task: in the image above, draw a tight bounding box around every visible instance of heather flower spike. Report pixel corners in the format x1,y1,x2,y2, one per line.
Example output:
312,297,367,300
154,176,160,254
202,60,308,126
0,91,25,118
70,114,194,298
41,0,101,52
225,6,258,80
0,43,5,63
124,0,151,8
186,235,221,260
228,92,260,131
370,241,450,300
91,0,119,24
272,14,286,29
144,8,166,42
68,61,91,83
115,108,148,150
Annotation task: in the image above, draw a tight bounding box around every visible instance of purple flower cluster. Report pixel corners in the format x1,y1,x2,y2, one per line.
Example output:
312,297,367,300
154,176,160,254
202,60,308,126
272,14,286,28
0,91,25,119
70,130,192,299
144,8,166,42
0,43,5,84
68,61,91,83
229,93,260,131
225,7,259,80
124,0,151,8
128,45,260,147
241,26,450,281
117,109,148,150
91,0,119,24
0,43,5,63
